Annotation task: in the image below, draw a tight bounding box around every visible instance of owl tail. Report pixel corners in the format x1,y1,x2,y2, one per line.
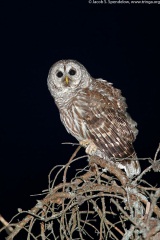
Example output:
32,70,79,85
116,152,141,178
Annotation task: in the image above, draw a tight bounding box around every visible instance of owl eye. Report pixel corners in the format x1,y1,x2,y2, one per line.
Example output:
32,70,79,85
69,69,76,76
56,71,63,78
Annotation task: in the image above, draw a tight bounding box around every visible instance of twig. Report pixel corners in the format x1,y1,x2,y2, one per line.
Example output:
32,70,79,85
0,215,14,234
3,146,160,240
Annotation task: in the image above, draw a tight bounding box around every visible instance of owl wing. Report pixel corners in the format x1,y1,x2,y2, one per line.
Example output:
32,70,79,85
74,83,136,159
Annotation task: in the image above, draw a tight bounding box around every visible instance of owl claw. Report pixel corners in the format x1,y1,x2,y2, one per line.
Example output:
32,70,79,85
80,139,97,155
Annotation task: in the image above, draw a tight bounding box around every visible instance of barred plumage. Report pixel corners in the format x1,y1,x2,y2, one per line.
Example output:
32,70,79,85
47,59,141,178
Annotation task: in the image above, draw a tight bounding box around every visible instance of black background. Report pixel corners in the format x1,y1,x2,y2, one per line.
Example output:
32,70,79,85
0,0,160,237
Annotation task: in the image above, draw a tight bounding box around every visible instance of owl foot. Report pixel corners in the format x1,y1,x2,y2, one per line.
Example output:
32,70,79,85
80,139,97,155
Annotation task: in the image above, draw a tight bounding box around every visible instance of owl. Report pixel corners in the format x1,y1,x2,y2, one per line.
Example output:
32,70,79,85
47,59,140,178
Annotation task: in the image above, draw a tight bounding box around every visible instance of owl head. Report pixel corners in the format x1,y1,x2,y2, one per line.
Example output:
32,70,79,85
47,60,91,99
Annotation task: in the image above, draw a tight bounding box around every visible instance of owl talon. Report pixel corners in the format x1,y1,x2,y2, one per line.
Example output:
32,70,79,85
80,139,97,155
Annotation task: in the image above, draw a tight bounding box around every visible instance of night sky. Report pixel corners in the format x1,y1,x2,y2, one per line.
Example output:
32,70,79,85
0,0,160,235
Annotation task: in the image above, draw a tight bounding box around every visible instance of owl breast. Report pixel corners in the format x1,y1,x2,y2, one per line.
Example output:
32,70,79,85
59,91,91,142
60,107,88,142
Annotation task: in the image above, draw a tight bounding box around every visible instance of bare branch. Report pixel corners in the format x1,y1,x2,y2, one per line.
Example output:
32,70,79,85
1,145,160,239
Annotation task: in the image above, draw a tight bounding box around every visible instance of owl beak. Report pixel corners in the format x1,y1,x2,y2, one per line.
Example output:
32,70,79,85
65,76,69,84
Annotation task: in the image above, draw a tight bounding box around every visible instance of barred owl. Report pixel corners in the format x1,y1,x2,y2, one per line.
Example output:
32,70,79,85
47,59,140,178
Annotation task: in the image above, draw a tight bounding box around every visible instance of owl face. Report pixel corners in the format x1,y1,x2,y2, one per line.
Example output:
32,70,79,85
47,60,91,97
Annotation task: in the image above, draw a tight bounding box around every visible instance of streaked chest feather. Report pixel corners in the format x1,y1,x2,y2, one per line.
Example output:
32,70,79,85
60,104,88,141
